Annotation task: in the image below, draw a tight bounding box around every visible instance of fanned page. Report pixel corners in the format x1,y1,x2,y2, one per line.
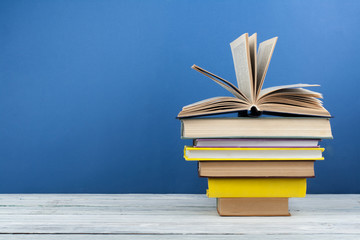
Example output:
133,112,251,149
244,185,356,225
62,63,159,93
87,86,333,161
258,104,331,117
177,65,252,118
191,65,248,102
256,37,278,98
259,84,320,98
177,96,250,118
258,88,324,102
255,84,331,117
230,33,253,102
248,33,257,99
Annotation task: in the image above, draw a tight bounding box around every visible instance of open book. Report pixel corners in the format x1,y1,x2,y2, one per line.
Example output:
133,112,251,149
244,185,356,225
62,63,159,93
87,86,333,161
177,33,331,118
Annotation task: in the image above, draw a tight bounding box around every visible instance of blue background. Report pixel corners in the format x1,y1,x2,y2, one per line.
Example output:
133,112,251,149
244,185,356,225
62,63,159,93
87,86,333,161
0,0,359,193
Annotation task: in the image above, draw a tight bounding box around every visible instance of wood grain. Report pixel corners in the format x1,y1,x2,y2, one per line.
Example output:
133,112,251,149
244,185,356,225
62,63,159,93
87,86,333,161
0,194,358,239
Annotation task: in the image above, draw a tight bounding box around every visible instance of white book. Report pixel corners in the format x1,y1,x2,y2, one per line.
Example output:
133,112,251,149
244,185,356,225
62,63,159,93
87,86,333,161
184,146,324,161
194,139,319,148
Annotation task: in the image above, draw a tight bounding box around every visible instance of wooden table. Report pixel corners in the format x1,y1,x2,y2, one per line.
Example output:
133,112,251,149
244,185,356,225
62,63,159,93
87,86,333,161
0,194,358,239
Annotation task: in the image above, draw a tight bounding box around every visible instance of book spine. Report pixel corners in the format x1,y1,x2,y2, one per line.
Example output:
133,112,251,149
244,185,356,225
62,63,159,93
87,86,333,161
207,178,307,198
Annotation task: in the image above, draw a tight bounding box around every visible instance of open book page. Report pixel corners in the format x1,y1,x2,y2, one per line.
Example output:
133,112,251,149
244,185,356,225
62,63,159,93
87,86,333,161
258,88,323,101
259,95,323,108
256,37,278,98
182,97,248,110
183,96,248,109
183,97,227,108
178,97,250,118
248,33,257,100
192,65,248,102
230,33,253,102
259,84,320,98
256,85,327,116
258,103,331,117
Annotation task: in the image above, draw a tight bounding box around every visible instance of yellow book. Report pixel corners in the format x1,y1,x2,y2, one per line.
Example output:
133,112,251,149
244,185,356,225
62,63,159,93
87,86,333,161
207,178,306,198
184,146,324,161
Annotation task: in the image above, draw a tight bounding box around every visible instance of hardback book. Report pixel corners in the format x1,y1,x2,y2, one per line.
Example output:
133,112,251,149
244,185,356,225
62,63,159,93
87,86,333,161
217,198,290,216
207,178,306,198
177,33,331,118
181,117,333,139
194,139,319,148
198,161,315,177
184,146,324,161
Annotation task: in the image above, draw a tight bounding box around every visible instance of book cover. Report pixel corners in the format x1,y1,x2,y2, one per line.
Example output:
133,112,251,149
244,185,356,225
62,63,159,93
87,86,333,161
207,178,307,198
198,161,315,178
181,117,333,139
184,146,324,161
217,197,290,216
194,139,320,148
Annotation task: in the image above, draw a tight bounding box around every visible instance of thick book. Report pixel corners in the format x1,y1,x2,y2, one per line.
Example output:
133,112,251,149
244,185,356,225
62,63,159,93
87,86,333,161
181,117,333,139
207,178,306,198
194,139,320,148
184,146,324,161
177,33,330,118
198,161,315,177
217,197,290,216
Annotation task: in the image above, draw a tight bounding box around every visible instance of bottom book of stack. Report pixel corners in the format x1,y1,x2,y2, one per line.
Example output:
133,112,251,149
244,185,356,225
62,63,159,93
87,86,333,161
217,197,289,216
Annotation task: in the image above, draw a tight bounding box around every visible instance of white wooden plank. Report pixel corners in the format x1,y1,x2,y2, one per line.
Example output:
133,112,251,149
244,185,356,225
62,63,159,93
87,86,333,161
0,194,358,236
0,234,359,240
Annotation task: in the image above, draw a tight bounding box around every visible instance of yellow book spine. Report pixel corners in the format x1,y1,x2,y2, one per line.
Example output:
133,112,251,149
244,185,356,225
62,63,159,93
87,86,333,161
207,178,307,198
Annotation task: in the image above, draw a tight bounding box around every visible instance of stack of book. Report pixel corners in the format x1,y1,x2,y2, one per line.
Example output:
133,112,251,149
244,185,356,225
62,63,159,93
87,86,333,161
177,33,333,216
181,117,332,216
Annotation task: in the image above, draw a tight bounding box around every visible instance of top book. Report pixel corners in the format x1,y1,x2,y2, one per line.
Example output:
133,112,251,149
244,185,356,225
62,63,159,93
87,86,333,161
177,33,331,118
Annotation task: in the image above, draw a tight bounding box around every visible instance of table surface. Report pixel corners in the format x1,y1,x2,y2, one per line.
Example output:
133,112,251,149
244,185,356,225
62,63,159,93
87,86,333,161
0,194,359,239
